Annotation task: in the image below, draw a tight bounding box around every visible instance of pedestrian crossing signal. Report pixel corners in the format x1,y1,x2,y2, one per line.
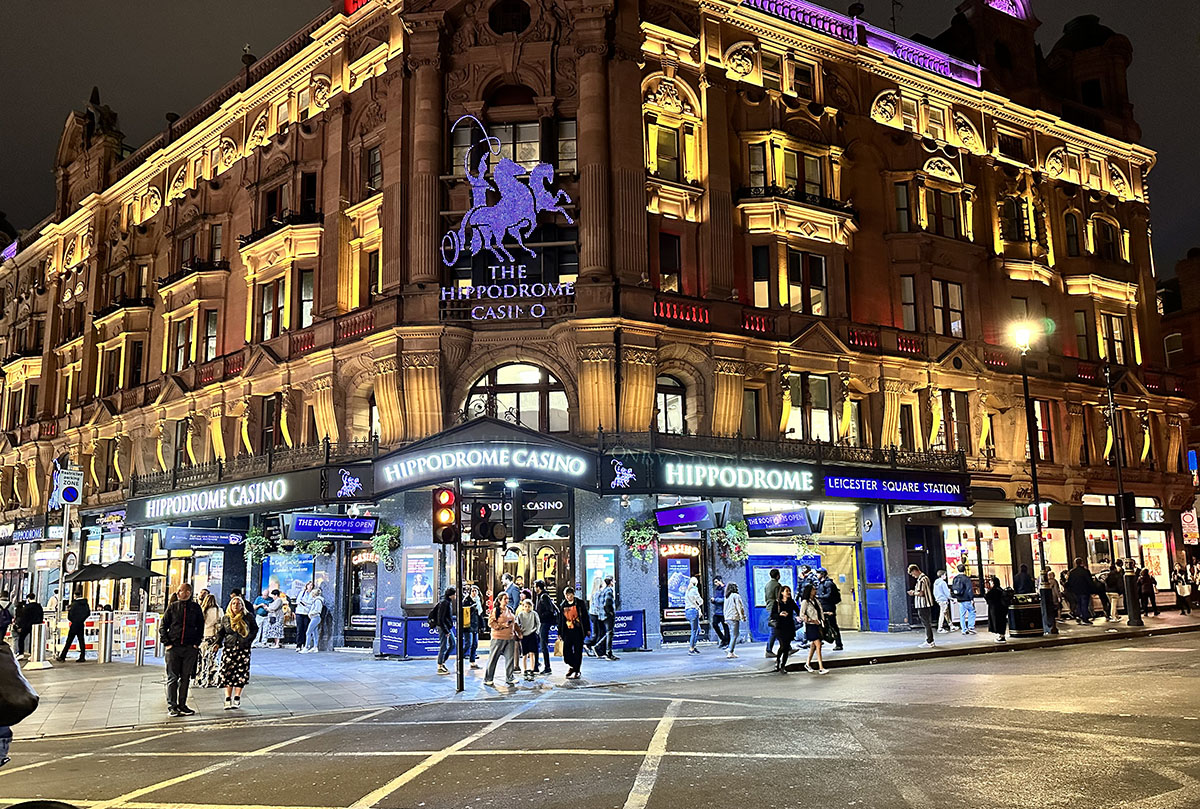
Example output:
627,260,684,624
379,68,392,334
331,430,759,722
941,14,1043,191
432,487,460,544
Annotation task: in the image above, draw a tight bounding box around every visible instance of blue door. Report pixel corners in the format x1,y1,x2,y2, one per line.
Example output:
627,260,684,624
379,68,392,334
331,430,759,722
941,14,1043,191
745,554,821,642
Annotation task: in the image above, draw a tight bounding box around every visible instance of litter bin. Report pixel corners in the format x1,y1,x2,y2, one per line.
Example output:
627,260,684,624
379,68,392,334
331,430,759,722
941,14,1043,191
1008,593,1044,637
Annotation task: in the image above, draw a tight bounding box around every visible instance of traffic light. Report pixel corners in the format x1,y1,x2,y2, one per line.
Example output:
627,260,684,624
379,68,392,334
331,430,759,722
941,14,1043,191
432,486,460,544
471,502,508,543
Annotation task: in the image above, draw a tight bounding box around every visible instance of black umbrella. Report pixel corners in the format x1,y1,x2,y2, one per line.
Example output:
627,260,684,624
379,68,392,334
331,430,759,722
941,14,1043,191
63,564,107,583
97,562,163,580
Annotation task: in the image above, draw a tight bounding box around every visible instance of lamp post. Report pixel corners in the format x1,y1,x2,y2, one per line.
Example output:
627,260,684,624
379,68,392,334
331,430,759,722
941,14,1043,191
1103,363,1143,627
1011,323,1046,568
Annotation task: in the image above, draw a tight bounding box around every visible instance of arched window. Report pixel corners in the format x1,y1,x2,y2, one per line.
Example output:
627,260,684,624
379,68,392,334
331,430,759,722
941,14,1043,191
1094,219,1119,261
466,363,568,433
655,375,687,434
368,394,380,440
1064,213,1081,257
999,197,1026,242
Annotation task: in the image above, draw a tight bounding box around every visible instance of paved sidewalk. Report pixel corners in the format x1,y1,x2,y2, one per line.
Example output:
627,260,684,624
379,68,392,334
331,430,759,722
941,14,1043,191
15,611,1200,738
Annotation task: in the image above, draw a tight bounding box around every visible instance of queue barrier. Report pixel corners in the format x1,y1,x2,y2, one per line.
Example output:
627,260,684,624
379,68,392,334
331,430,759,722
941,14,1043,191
44,611,159,665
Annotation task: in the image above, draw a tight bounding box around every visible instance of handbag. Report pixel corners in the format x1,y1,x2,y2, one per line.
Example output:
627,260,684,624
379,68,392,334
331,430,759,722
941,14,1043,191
0,641,39,727
553,638,563,658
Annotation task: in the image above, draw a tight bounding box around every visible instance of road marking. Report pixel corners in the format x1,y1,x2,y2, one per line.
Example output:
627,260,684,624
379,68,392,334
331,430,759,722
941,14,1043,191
0,751,90,777
348,693,551,808
109,731,180,749
1113,646,1197,652
622,699,681,809
87,707,390,809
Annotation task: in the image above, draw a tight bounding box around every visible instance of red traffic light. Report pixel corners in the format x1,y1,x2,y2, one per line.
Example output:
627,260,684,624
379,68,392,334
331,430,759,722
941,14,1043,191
435,488,456,507
473,502,492,522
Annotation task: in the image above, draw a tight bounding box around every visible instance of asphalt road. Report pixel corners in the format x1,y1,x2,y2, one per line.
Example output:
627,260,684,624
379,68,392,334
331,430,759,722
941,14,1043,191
2,634,1198,809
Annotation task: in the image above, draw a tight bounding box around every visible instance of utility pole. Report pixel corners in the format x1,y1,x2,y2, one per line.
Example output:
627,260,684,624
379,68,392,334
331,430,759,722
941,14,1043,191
1105,364,1143,628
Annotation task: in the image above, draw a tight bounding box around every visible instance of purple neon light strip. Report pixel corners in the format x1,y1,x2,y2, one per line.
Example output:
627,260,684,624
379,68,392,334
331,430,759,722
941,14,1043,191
739,0,983,88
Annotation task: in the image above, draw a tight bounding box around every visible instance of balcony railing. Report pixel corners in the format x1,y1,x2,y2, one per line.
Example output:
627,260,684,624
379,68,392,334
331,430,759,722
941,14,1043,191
735,185,856,216
2,347,43,366
237,210,323,249
654,295,710,326
93,296,155,321
158,259,230,291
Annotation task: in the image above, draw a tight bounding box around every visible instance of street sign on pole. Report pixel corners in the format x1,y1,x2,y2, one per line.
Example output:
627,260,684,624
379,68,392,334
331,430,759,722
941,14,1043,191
1016,516,1038,535
56,469,84,505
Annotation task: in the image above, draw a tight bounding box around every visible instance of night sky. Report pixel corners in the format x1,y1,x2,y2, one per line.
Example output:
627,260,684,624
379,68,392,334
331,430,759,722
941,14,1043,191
0,1,1195,270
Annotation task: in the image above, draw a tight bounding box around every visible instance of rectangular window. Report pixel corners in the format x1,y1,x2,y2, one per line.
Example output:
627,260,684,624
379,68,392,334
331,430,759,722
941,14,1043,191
751,245,771,309
260,396,277,452
452,127,473,177
925,106,946,140
264,185,285,223
1064,214,1081,257
894,182,912,232
786,249,826,316
792,63,815,100
1033,400,1054,463
178,233,196,267
175,420,190,470
936,390,971,453
102,349,121,397
210,223,223,263
25,384,38,423
899,403,916,451
901,275,916,331
1080,409,1092,466
364,147,382,194
1011,297,1028,321
809,375,832,443
259,279,284,339
1165,333,1184,368
1102,313,1126,364
748,144,767,189
108,273,124,305
1081,78,1104,109
932,279,964,338
300,172,318,214
782,149,799,193
173,319,192,372
802,154,823,200
659,233,681,292
137,264,150,297
998,133,1026,162
742,389,761,439
900,98,919,131
925,189,960,238
494,122,541,169
845,400,863,447
202,309,219,362
365,251,380,306
656,126,680,182
299,269,315,328
129,340,144,388
297,87,312,118
556,120,577,173
1085,158,1103,186
761,52,781,91
1075,311,1091,359
275,99,290,128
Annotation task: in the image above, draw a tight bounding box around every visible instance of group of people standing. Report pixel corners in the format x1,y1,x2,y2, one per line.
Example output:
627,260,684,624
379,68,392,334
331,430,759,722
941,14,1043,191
763,566,840,674
159,583,257,716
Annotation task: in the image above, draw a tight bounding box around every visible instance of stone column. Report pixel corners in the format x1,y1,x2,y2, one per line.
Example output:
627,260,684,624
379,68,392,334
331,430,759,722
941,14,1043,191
405,21,445,290
619,347,656,432
309,376,340,445
381,70,406,296
372,356,406,445
711,359,745,437
402,351,443,439
577,346,616,434
700,73,734,298
608,43,648,285
208,404,227,461
575,22,611,281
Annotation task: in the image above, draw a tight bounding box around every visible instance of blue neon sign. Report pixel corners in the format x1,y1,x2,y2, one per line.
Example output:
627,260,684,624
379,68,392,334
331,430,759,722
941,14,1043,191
823,473,967,505
291,515,378,536
746,509,813,537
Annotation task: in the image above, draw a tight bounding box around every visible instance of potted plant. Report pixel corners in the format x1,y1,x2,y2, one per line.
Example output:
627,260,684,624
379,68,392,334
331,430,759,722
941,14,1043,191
712,520,750,564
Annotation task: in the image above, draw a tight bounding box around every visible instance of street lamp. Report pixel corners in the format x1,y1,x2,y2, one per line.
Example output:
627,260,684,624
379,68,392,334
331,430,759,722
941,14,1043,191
1103,363,1143,627
1010,321,1046,569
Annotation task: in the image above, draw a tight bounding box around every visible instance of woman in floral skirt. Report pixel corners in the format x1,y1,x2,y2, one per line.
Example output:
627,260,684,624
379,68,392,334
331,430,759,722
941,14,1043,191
217,596,257,710
196,592,223,687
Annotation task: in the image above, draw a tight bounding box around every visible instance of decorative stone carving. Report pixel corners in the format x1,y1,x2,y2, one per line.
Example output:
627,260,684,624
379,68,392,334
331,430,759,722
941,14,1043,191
374,356,399,375
714,358,746,376
871,91,899,123
578,346,616,363
63,237,77,268
143,186,162,218
623,348,656,366
169,166,188,199
1043,147,1065,179
219,138,239,170
646,78,688,115
724,43,756,77
358,100,385,136
953,112,978,150
311,75,331,109
249,112,270,148
924,157,960,182
1109,165,1128,196
402,352,440,369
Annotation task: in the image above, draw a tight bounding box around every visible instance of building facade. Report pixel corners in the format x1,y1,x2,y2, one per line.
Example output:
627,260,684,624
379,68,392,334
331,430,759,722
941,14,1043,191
0,0,1191,648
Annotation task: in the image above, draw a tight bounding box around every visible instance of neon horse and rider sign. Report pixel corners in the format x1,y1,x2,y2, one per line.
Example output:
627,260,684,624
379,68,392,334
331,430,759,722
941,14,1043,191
439,115,576,321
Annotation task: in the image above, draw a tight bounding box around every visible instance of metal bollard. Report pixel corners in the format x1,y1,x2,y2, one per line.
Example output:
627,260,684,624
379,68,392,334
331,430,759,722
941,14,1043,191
98,612,114,664
135,611,146,667
23,623,53,670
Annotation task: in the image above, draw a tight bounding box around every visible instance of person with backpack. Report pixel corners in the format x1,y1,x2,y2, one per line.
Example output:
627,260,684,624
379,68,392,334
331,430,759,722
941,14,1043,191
431,587,456,675
815,569,843,651
13,594,42,659
462,584,482,669
1066,558,1094,624
533,580,558,676
950,564,976,634
723,582,747,658
764,568,785,658
594,576,618,660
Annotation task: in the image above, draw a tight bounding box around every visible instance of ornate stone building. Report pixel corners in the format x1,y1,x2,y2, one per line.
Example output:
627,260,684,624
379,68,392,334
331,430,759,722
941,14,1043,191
0,0,1190,642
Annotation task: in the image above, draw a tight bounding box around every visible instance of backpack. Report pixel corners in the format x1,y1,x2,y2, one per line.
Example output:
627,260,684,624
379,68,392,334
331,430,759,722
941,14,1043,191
427,603,442,630
827,582,841,606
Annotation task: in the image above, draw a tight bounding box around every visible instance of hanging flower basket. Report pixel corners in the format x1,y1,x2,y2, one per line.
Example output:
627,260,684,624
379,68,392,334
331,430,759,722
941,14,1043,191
712,520,750,565
371,522,402,572
245,526,272,564
622,517,658,563
791,534,820,561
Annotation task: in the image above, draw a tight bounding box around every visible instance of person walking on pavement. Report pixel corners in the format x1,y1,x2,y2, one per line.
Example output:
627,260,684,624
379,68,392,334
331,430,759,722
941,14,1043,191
557,586,589,680
263,589,285,648
45,588,59,614
516,598,541,681
1188,558,1200,610
984,575,1010,643
595,577,618,660
484,593,520,687
1067,558,1094,624
584,576,604,657
463,585,482,669
1013,564,1035,595
196,592,222,687
932,570,952,633
533,580,557,676
502,574,520,618
1172,564,1193,615
57,589,90,662
0,593,13,644
294,581,315,651
302,588,325,653
13,594,42,659
1104,562,1124,622
800,583,829,674
907,565,936,648
160,582,205,716
816,569,844,650
216,596,257,710
684,576,704,655
724,583,747,658
1044,567,1064,621
1138,568,1160,616
764,568,783,658
710,576,729,650
252,589,270,646
769,586,798,673
432,587,456,674
951,564,976,634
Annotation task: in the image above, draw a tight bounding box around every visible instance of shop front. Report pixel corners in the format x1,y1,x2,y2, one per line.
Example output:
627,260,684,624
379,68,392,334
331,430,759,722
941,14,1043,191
1081,496,1175,590
11,515,65,606
0,539,29,599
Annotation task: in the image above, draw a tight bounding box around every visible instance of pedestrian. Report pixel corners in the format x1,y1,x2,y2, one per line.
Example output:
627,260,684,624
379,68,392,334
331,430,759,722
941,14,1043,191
1059,569,1076,621
533,580,558,675
724,582,747,659
800,583,829,674
216,596,257,710
516,598,541,681
432,587,456,674
159,582,205,717
263,589,285,649
196,592,222,687
595,576,618,660
711,575,729,650
252,589,270,646
684,576,703,655
0,592,12,643
502,574,520,617
56,589,90,662
815,568,844,650
933,570,952,634
1172,565,1193,615
462,584,482,669
484,593,519,687
764,568,782,658
584,575,604,657
1188,558,1200,609
984,576,1010,642
1013,564,1035,595
1066,558,1094,624
769,586,798,672
1138,568,1160,616
302,587,325,653
907,565,935,648
45,589,59,614
0,636,40,769
951,564,976,634
1043,567,1063,618
294,581,315,651
13,594,42,659
557,586,589,679
1104,562,1124,622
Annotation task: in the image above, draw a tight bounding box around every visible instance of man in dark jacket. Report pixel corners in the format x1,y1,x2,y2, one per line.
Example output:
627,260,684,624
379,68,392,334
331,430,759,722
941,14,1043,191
159,583,205,716
557,586,589,679
711,576,729,650
950,565,976,634
433,587,456,675
57,590,91,662
1103,562,1125,622
14,594,43,659
816,569,844,651
1013,565,1035,594
1066,558,1094,625
533,580,558,675
594,577,618,661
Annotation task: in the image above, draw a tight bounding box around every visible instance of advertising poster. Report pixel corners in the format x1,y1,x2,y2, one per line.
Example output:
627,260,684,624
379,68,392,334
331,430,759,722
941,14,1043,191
584,548,616,596
405,551,437,606
665,557,690,609
611,610,647,650
379,616,405,656
753,565,796,607
262,554,315,600
404,616,442,657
